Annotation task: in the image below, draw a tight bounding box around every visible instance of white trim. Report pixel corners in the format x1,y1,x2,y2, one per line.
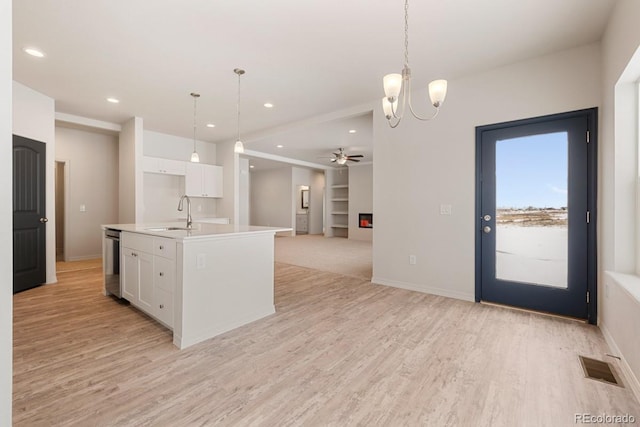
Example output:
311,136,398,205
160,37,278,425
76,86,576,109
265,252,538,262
55,112,121,133
243,149,330,170
371,276,475,302
600,322,640,403
347,161,373,167
66,254,102,262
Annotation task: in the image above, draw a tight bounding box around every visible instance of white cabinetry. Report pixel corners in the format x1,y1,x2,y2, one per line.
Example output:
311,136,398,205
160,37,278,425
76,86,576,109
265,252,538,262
143,156,186,175
121,232,176,328
186,163,223,198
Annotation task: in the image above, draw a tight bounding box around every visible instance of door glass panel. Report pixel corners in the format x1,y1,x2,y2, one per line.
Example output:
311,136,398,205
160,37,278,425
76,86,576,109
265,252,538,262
495,132,568,288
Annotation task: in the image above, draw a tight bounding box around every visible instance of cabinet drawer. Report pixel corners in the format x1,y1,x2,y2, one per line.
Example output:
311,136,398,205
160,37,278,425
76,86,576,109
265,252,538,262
155,288,174,328
153,237,176,259
122,232,154,253
154,256,175,293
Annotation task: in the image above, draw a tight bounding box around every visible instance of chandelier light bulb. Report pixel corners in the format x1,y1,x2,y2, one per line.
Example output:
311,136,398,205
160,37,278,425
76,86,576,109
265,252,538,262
382,97,397,120
428,79,448,108
383,74,402,100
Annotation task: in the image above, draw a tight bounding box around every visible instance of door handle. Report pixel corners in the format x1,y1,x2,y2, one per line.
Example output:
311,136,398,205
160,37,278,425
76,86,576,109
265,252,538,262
39,217,48,223
483,226,492,234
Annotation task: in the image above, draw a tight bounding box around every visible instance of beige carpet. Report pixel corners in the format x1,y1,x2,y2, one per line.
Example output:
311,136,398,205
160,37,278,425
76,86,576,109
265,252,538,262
274,234,372,279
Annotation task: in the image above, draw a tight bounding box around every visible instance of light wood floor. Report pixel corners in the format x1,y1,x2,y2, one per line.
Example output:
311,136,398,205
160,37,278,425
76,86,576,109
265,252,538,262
13,263,640,426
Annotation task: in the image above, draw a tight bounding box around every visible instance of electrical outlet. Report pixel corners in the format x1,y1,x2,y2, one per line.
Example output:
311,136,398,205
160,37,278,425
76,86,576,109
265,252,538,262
79,204,86,212
197,253,206,269
440,204,452,215
409,255,416,265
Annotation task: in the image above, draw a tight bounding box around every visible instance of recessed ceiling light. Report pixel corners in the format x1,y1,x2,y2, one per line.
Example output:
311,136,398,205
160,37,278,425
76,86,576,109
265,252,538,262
276,144,284,148
23,47,45,58
206,123,216,128
349,129,357,134
264,103,274,108
106,97,120,104
250,165,255,169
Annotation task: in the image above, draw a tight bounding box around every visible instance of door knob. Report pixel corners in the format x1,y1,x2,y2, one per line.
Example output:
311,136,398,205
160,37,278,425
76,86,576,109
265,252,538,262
483,226,492,234
39,217,48,223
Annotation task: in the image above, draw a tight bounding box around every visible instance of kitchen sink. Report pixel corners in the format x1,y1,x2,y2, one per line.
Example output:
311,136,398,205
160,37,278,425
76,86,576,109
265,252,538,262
145,226,191,231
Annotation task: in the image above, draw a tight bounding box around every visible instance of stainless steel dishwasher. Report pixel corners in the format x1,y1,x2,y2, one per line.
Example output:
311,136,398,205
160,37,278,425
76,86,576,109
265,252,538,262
104,228,121,298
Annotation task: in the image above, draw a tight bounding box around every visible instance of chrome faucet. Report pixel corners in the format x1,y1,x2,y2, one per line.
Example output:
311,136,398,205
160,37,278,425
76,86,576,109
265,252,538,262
177,195,193,229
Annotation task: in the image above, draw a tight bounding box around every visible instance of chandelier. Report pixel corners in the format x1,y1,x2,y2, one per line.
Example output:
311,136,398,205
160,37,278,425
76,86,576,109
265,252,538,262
233,68,246,154
190,92,200,162
382,0,448,128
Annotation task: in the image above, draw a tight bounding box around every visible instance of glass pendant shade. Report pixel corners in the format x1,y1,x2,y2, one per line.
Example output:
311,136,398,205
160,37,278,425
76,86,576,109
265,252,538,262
428,79,448,107
190,151,200,163
383,73,403,99
234,139,245,154
337,157,347,165
382,97,397,119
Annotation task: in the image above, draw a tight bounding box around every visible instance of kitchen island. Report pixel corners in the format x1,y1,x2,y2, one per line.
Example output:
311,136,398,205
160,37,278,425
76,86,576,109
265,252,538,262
102,222,291,349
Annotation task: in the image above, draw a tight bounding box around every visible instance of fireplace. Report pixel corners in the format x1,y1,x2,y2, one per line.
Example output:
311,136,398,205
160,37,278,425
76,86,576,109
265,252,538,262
359,213,373,228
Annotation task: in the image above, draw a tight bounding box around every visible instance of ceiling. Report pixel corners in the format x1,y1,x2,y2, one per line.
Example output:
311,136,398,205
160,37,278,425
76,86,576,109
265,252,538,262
13,0,616,168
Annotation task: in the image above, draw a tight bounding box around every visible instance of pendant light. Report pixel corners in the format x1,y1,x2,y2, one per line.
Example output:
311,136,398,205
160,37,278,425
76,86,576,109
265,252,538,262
233,68,246,154
190,92,201,162
382,0,448,128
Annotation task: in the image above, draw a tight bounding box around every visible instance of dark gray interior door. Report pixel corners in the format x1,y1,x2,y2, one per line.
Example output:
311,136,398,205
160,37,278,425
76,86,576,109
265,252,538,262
475,109,597,322
13,134,47,293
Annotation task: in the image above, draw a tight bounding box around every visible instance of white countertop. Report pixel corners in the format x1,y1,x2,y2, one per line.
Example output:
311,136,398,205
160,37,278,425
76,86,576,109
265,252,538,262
102,222,291,241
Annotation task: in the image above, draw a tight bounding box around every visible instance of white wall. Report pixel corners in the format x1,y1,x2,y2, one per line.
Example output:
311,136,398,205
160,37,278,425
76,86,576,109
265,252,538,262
348,163,373,242
250,167,292,228
372,43,601,301
238,158,250,225
599,0,640,400
217,141,237,223
143,130,217,164
56,126,119,259
13,81,57,285
1,0,12,421
118,117,143,223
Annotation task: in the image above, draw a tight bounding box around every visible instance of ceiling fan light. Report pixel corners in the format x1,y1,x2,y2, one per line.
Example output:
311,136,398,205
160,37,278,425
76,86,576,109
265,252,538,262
383,73,402,100
428,79,448,108
190,151,200,163
337,157,348,165
234,139,245,154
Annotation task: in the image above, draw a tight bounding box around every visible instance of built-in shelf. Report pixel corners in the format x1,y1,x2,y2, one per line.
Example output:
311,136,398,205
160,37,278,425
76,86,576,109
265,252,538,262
331,198,348,202
331,184,348,189
331,224,348,229
331,211,348,215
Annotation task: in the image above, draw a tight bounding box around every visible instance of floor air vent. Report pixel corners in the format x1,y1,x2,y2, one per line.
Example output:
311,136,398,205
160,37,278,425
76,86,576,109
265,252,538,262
579,356,623,387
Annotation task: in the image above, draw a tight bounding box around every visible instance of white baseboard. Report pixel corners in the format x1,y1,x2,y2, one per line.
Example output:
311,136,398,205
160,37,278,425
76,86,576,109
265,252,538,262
65,254,101,262
600,323,640,403
174,305,276,350
371,276,475,302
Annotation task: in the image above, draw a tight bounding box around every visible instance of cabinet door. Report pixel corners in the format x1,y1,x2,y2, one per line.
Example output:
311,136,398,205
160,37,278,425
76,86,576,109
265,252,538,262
203,165,223,198
185,162,203,197
136,252,154,314
121,248,139,302
154,256,175,293
161,158,186,176
155,288,174,328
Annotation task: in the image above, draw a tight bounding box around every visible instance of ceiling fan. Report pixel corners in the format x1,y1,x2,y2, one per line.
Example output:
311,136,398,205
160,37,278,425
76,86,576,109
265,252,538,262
325,148,363,165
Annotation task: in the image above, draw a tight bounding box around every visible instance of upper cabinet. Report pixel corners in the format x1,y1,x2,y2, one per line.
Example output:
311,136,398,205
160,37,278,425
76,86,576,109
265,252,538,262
143,156,186,176
186,163,223,198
